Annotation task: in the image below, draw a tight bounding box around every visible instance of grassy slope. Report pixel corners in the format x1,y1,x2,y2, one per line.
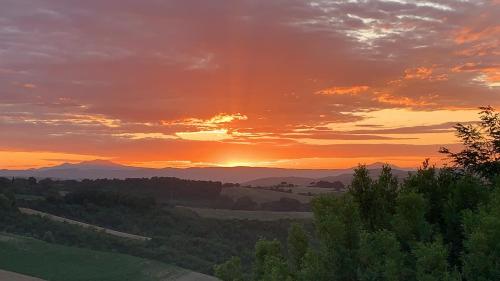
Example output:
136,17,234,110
0,233,189,281
221,186,312,203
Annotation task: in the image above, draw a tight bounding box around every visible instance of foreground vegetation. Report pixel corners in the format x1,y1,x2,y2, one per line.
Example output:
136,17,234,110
215,107,500,281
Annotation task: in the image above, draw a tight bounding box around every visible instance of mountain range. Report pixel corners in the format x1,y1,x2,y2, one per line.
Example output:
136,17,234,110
0,160,413,184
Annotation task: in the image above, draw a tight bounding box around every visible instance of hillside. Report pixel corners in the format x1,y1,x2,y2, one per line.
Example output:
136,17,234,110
0,233,218,281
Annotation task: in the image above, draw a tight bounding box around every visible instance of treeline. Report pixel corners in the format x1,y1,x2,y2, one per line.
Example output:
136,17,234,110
215,107,500,281
3,176,223,202
5,176,311,212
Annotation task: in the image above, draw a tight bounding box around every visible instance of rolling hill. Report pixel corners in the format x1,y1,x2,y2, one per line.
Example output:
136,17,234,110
0,233,218,281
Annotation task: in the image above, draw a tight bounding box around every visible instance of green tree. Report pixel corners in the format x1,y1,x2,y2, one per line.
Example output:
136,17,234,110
392,192,432,248
402,161,447,227
312,194,362,281
358,230,405,281
254,239,283,280
350,164,399,231
371,165,399,229
463,187,500,281
298,249,329,281
440,106,500,180
214,257,244,281
287,223,308,275
413,241,459,281
261,255,290,281
442,175,489,266
349,165,373,230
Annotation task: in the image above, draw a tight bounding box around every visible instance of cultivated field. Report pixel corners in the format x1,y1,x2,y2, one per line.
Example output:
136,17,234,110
177,206,313,221
221,186,313,203
19,208,151,241
0,233,218,281
221,186,340,204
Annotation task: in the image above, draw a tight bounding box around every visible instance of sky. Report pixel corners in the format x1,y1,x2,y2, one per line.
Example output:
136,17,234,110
0,0,499,169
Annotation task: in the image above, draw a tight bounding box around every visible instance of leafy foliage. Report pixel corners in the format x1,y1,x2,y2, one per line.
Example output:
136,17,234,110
287,223,308,275
440,106,500,180
215,256,244,281
462,187,500,281
358,230,404,281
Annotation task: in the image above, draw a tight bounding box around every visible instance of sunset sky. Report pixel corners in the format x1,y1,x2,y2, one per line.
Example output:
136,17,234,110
1,0,499,169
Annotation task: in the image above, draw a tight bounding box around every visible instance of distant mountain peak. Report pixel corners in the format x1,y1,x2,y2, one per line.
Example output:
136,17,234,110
78,159,124,167
46,159,128,170
364,162,399,169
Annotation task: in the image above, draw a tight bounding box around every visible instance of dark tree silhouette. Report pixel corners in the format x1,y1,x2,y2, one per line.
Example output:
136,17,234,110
440,106,499,180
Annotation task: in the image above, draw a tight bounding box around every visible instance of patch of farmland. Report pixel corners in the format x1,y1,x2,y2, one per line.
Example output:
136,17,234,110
221,186,312,203
177,206,313,221
0,233,218,281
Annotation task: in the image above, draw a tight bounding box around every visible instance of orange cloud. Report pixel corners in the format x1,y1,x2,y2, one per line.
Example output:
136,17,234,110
374,93,437,107
454,26,500,44
403,66,448,81
316,86,369,95
176,129,232,141
162,113,247,128
22,83,36,89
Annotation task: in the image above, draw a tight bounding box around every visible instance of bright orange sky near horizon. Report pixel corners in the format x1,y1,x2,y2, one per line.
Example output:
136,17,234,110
0,0,499,169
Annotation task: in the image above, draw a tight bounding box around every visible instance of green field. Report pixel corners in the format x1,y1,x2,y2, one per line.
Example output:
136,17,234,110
221,186,312,203
0,233,188,281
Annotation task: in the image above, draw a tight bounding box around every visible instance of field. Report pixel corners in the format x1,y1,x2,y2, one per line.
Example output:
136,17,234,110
221,186,313,203
221,186,340,204
0,233,219,281
177,206,313,221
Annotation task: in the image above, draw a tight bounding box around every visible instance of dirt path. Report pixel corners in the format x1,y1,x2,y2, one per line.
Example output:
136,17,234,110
0,270,45,281
19,208,151,241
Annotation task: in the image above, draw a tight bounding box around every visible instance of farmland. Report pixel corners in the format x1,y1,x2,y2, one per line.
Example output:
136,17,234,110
221,186,313,203
0,233,218,281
